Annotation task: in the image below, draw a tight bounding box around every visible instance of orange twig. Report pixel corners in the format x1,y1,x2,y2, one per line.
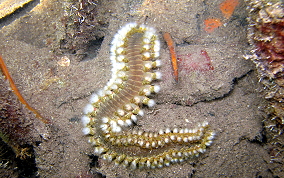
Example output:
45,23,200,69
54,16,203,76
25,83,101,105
0,55,49,124
163,32,179,82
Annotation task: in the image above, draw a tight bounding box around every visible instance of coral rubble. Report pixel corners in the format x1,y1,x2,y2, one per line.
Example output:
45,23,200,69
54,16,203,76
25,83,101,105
246,0,284,174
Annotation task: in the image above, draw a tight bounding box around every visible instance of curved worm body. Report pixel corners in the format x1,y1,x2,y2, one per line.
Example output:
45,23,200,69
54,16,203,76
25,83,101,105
82,22,214,169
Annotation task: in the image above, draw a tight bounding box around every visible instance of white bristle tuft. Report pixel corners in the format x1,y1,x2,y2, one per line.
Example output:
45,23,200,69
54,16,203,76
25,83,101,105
143,38,151,44
154,85,161,93
103,85,109,91
109,121,121,132
117,28,128,39
117,71,126,78
202,121,209,127
115,126,122,133
100,124,108,131
144,62,152,69
155,59,162,67
131,115,138,123
165,128,171,133
117,119,125,126
122,22,137,33
82,127,91,135
101,117,109,123
143,52,150,58
208,133,215,140
109,120,117,127
110,84,118,90
143,88,151,96
154,51,160,58
110,44,116,53
138,130,143,135
98,90,105,97
144,31,154,40
113,35,124,47
144,75,152,82
124,104,132,111
116,62,126,70
81,116,90,126
173,128,178,133
154,40,160,51
114,78,123,84
138,140,144,146
140,24,146,30
117,109,125,116
155,71,162,79
138,110,144,116
205,140,213,146
117,55,125,62
133,96,141,103
83,104,94,114
90,94,99,103
105,90,112,95
145,142,150,148
147,99,155,107
130,160,137,169
125,119,132,126
116,47,124,54
143,44,150,50
94,147,107,155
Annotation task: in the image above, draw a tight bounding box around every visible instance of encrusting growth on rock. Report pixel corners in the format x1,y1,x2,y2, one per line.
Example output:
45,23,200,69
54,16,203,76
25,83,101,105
245,1,284,126
82,22,215,169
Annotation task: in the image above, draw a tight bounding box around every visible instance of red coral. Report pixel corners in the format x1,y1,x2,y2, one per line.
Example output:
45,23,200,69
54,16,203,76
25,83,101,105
177,50,214,73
